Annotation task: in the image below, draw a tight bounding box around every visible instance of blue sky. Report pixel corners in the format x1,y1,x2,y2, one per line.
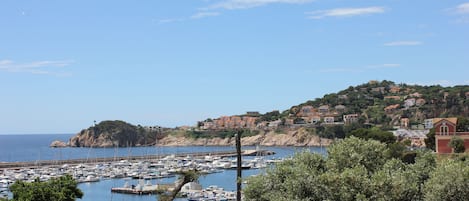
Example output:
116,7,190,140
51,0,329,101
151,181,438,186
1,0,469,134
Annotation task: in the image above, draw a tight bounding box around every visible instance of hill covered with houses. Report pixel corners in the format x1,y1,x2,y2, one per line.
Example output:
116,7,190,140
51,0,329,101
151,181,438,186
196,80,469,139
62,80,469,148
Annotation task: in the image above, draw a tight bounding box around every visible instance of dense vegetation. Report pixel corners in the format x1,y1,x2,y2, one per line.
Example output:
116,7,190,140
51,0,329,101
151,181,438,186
244,137,469,201
9,175,83,201
83,120,166,147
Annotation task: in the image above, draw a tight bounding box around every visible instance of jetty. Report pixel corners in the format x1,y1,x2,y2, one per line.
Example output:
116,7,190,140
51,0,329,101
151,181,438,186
0,149,274,169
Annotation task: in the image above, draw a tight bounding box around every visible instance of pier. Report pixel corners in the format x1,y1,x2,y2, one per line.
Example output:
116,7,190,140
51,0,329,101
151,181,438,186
0,149,274,170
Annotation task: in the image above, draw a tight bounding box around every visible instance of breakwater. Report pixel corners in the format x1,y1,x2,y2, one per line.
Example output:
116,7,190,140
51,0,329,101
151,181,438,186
0,149,274,169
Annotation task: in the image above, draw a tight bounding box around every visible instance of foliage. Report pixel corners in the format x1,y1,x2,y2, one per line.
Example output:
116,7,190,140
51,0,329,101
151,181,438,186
327,136,388,173
424,160,469,201
347,127,396,144
424,128,436,151
244,137,460,201
456,116,469,132
449,136,466,153
75,120,166,147
9,175,83,201
315,125,345,139
257,110,281,122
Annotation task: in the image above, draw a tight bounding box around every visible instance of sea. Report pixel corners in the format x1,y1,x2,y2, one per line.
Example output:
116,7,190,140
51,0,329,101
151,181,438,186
0,134,326,201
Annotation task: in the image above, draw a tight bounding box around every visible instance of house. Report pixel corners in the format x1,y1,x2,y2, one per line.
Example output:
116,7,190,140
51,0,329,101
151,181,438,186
318,105,330,114
323,116,335,124
298,106,316,117
343,114,359,125
400,118,409,128
434,118,469,154
404,98,416,108
424,119,434,129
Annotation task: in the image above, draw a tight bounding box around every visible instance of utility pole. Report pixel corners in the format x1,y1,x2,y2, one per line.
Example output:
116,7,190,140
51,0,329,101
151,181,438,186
236,129,242,201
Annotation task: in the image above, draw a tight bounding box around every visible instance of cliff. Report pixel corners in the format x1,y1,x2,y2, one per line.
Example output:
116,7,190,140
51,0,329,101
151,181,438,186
157,128,332,147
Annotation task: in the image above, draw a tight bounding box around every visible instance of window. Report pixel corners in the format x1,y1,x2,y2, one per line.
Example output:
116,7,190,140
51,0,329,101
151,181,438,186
440,124,449,135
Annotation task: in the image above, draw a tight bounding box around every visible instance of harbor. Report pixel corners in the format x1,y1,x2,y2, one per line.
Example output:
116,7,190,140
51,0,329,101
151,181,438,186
0,135,327,201
0,148,279,200
0,149,274,170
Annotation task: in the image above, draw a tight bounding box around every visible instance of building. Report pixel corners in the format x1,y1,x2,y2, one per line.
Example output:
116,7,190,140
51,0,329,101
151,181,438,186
323,116,335,124
434,118,469,154
400,118,409,128
404,98,416,108
318,105,330,114
424,119,434,129
343,114,359,125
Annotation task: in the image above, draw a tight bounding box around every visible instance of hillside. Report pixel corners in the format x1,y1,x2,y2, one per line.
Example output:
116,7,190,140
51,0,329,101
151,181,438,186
62,81,469,147
284,80,469,127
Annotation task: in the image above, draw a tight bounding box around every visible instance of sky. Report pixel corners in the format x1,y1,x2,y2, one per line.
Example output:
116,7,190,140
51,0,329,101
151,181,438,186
1,0,469,134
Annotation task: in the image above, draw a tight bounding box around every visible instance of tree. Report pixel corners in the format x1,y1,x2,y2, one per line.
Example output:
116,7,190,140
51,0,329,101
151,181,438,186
449,136,466,153
347,127,396,145
424,160,469,201
424,128,436,151
244,137,447,201
9,175,83,201
456,116,469,132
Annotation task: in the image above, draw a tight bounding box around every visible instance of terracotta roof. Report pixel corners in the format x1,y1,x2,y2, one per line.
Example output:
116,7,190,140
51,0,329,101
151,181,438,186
432,118,458,125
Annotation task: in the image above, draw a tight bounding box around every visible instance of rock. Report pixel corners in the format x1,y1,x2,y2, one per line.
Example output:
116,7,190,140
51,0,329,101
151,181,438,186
50,140,67,148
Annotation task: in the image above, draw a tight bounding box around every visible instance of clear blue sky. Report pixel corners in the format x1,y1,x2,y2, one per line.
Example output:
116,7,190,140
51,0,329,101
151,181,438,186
1,0,469,134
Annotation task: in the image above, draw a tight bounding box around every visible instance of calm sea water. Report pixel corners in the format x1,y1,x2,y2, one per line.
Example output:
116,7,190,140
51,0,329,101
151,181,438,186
0,134,326,201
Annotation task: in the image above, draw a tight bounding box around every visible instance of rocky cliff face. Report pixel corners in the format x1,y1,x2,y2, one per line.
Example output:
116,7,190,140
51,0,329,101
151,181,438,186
62,126,331,148
68,129,120,147
157,128,332,147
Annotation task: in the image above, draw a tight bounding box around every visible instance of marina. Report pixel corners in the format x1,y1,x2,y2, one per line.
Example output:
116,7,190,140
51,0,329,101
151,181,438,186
0,149,274,170
0,148,280,200
0,134,327,200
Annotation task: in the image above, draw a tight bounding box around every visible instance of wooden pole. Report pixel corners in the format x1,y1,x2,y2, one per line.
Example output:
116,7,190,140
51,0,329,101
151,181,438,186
236,130,242,201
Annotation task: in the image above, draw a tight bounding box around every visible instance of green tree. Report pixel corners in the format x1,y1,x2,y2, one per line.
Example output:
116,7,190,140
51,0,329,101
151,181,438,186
327,136,389,173
347,127,396,144
449,136,466,153
424,128,435,151
244,137,445,201
424,160,469,201
456,116,469,132
9,175,83,201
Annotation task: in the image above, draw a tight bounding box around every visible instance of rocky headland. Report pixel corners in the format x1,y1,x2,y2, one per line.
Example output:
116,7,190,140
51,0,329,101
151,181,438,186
51,120,332,148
